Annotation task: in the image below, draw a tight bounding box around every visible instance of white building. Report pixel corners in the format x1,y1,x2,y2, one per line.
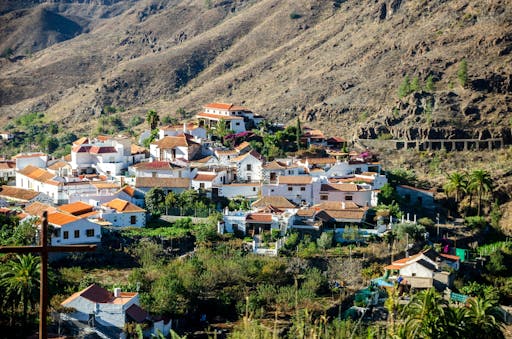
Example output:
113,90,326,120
316,183,374,207
100,198,146,227
48,212,101,245
128,161,191,179
61,284,151,336
216,183,261,200
232,150,264,182
196,102,265,133
261,175,320,206
12,153,48,171
149,134,201,162
159,123,207,141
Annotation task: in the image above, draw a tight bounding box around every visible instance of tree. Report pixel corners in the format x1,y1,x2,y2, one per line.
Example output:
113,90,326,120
398,75,411,98
410,76,420,92
466,296,505,338
458,59,468,88
145,187,166,217
468,169,493,216
213,120,233,141
377,183,395,205
443,171,468,203
425,75,435,92
0,254,40,329
295,118,302,151
400,288,448,338
317,231,333,251
146,109,160,130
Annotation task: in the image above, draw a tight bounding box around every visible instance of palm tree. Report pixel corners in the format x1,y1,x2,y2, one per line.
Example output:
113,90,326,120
466,297,505,338
146,109,160,130
401,288,448,338
468,169,493,216
0,254,40,328
443,171,467,203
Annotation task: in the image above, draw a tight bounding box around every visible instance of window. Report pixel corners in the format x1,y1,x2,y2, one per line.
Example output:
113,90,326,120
200,183,205,189
74,230,80,238
253,187,257,192
300,187,306,191
86,229,94,237
235,122,240,126
320,195,328,201
246,164,252,171
346,195,353,201
131,216,137,225
247,176,251,182
412,273,416,277
288,187,293,191
63,231,68,239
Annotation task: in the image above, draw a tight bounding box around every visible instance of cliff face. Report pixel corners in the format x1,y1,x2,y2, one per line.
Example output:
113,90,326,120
0,0,511,141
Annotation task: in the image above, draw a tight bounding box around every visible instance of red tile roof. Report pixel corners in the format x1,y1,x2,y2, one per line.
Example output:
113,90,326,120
194,173,218,181
103,198,145,213
79,284,113,303
153,134,198,149
89,146,118,154
18,165,54,182
58,201,94,215
126,304,148,323
47,212,80,226
305,157,336,165
204,102,249,111
278,175,313,185
0,185,40,201
246,213,273,223
73,137,89,146
252,196,296,209
135,177,190,188
121,185,135,197
320,183,362,192
133,161,173,170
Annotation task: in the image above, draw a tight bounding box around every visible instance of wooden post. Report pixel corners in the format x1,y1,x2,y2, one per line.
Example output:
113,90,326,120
0,211,96,339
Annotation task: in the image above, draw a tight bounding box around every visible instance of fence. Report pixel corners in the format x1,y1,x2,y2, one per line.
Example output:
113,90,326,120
163,207,216,218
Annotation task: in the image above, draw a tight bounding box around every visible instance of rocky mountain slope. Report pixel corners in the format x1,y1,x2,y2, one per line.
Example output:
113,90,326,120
0,0,511,142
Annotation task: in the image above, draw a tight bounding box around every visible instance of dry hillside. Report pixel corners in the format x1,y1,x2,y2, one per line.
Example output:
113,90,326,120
0,0,511,142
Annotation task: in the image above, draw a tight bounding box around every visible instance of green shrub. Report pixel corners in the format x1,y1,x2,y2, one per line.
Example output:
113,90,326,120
464,216,487,229
290,12,302,19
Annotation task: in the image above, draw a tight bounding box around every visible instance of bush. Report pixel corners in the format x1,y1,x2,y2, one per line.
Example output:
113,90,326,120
290,12,302,19
418,217,435,227
465,216,487,229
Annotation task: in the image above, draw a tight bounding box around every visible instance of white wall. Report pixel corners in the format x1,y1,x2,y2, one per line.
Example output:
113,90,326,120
52,219,101,245
218,184,260,199
236,155,263,182
101,211,146,227
400,262,435,279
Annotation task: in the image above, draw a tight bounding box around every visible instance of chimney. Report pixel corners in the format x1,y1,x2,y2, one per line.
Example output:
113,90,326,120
114,287,121,298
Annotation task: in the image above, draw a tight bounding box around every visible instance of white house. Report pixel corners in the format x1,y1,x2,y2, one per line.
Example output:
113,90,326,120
192,171,226,191
48,212,101,245
0,185,53,206
261,175,320,205
134,177,191,195
149,134,201,162
326,161,382,178
128,161,191,178
231,150,264,182
0,161,16,183
316,183,374,207
196,103,249,133
262,160,303,183
61,284,151,336
100,198,146,227
216,183,261,200
214,149,239,166
159,123,207,140
12,153,48,171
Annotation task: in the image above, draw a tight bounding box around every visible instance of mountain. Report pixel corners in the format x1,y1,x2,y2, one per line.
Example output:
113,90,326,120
0,0,511,142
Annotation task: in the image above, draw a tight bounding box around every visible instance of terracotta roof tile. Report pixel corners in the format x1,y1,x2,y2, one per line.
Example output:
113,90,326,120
133,161,173,170
47,161,70,170
263,160,287,170
103,198,145,213
320,183,362,192
135,177,190,188
131,144,147,155
246,213,273,223
0,185,40,201
252,196,296,209
194,173,218,181
305,157,336,165
59,202,94,215
73,137,89,146
121,185,135,197
89,146,118,154
235,141,251,151
18,165,54,182
153,134,198,149
47,212,80,226
72,145,92,153
12,152,46,159
0,161,16,170
278,175,313,185
204,102,249,111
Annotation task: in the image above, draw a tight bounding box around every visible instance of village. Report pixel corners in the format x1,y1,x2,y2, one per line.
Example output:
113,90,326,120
0,103,510,338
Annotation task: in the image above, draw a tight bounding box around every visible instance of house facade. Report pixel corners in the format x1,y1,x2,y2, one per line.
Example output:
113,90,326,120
100,198,146,227
48,212,101,245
